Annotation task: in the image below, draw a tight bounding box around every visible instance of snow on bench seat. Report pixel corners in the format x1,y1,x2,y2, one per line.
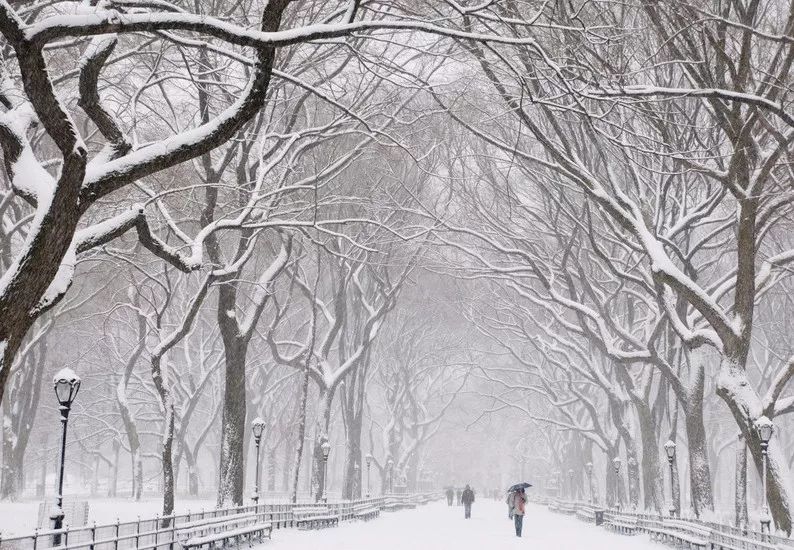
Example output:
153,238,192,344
181,522,272,549
292,507,339,530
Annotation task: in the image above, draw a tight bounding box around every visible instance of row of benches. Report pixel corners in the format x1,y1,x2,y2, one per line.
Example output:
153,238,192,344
177,499,393,548
569,506,781,550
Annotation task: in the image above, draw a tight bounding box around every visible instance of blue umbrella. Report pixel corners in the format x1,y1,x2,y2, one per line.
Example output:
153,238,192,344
507,482,532,493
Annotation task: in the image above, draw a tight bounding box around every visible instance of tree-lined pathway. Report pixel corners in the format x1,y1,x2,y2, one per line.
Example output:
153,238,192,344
262,500,662,550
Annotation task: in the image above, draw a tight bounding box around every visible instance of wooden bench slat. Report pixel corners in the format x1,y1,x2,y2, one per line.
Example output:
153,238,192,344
183,522,272,547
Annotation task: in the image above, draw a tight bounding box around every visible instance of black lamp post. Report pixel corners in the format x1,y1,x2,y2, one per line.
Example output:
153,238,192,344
321,438,331,503
585,462,594,504
664,440,676,517
251,417,266,505
51,368,81,543
387,458,394,494
365,453,373,498
612,457,622,511
757,417,774,534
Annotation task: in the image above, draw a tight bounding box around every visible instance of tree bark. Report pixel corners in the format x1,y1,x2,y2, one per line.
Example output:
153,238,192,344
216,333,247,507
718,359,792,533
108,439,120,498
684,394,714,516
735,432,748,530
290,366,311,502
311,388,334,502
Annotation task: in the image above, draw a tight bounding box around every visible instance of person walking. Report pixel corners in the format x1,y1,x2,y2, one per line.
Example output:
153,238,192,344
445,487,454,506
461,484,475,519
510,488,528,537
456,488,462,506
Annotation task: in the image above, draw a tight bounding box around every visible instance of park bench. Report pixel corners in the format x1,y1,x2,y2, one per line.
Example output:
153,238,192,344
177,512,272,550
575,507,596,523
709,528,779,550
292,506,339,530
381,498,402,512
644,518,711,550
557,502,577,516
605,513,638,535
352,503,379,522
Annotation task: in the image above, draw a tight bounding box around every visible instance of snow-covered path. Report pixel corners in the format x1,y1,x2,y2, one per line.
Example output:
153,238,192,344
262,500,663,549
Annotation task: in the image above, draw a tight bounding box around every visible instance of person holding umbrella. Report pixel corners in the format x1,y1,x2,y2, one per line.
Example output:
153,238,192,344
507,482,531,537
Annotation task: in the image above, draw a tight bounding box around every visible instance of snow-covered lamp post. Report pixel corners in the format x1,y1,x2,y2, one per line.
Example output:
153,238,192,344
568,468,575,501
612,457,622,511
251,417,266,505
585,462,594,504
51,368,81,543
756,416,774,534
320,438,331,503
365,454,373,498
387,458,394,494
664,440,677,517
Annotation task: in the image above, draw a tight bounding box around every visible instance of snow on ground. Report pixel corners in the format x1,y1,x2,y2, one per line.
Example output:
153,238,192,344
261,500,664,550
0,498,215,537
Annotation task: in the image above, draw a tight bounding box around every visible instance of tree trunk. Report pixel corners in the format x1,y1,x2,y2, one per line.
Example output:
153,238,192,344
184,446,199,496
0,445,23,500
635,403,664,513
108,439,120,497
151,353,175,518
91,455,100,496
311,388,333,502
161,402,176,523
267,446,276,493
735,432,748,530
684,398,714,516
718,360,792,534
290,367,311,502
216,337,247,507
342,406,363,500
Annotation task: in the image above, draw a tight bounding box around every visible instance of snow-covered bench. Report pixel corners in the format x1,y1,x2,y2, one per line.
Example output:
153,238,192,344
644,518,710,550
292,506,339,530
352,503,379,521
605,513,638,535
177,512,271,549
381,498,402,512
709,528,778,550
575,506,598,523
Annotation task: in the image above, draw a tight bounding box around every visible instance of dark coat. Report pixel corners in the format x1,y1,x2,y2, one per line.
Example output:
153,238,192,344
462,488,475,504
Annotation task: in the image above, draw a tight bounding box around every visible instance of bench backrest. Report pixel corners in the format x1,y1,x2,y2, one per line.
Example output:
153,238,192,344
177,513,256,532
176,513,258,538
293,507,331,518
664,519,712,535
352,504,374,512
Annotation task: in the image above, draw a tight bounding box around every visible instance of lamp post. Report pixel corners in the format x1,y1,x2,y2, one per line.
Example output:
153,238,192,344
51,368,81,544
387,458,394,494
612,457,622,511
664,440,677,517
320,438,331,503
251,418,266,505
757,417,774,534
568,468,575,501
365,454,373,498
585,462,594,504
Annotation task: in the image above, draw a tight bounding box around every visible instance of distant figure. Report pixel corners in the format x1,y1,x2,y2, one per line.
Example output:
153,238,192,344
446,487,454,506
509,488,527,537
456,488,462,506
462,484,475,519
